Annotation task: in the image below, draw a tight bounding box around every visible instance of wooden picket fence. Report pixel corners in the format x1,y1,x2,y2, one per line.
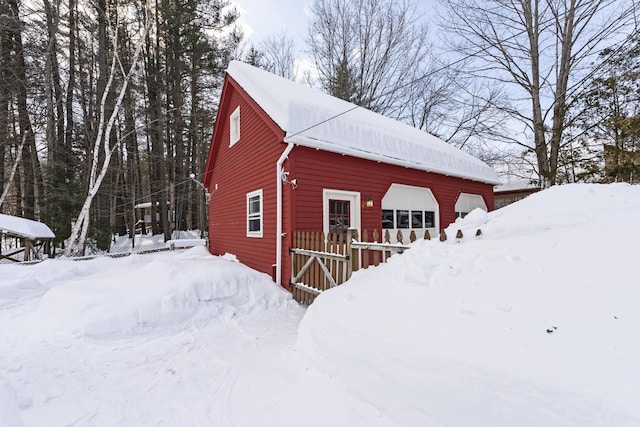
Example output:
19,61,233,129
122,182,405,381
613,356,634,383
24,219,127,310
290,228,430,304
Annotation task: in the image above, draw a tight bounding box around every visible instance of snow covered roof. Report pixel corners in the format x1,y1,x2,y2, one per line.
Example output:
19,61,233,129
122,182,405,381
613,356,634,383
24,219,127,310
0,213,55,240
494,180,540,193
226,61,501,185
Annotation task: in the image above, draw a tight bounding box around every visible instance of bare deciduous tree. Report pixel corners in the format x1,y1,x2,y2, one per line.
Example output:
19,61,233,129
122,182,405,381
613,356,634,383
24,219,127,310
404,57,509,149
308,0,430,116
440,0,638,186
260,31,298,80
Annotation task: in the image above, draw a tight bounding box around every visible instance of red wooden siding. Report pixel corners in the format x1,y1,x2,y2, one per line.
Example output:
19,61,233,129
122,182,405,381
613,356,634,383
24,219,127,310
280,146,494,286
288,146,493,229
206,77,286,279
206,76,494,289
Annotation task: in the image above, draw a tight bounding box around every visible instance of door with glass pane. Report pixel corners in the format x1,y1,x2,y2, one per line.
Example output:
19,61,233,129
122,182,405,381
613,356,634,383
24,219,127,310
323,190,361,237
328,199,350,236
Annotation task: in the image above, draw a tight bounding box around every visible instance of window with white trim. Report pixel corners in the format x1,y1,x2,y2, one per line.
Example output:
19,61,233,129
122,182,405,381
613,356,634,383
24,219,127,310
247,189,263,237
382,209,435,229
381,184,439,233
230,106,240,147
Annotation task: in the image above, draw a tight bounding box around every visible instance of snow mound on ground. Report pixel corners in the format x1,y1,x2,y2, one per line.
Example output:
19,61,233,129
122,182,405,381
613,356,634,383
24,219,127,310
298,183,640,426
37,247,291,337
0,376,25,427
0,278,47,308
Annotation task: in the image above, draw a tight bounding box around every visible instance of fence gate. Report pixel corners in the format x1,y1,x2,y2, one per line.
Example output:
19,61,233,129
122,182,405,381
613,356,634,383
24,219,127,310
289,231,351,304
290,228,416,304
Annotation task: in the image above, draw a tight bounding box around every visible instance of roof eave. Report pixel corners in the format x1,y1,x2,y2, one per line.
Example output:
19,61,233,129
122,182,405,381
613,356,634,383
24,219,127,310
286,134,502,185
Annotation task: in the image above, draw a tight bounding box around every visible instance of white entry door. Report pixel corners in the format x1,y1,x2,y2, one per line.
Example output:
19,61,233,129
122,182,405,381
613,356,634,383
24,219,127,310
322,189,361,236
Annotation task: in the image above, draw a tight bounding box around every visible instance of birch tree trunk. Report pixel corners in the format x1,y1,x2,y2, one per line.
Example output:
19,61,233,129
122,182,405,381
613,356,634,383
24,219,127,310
0,135,26,208
65,15,148,256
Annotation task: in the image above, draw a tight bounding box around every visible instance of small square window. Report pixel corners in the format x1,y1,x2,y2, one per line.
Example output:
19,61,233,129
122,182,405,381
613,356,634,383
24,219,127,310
382,209,394,229
425,211,435,228
230,106,240,147
247,189,262,237
411,211,423,228
396,210,409,229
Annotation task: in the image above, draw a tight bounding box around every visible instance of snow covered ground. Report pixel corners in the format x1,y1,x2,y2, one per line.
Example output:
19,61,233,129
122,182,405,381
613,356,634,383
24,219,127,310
1,183,639,426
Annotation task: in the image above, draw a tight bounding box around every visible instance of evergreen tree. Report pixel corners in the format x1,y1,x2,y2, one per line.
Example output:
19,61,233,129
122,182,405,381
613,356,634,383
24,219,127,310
575,37,640,183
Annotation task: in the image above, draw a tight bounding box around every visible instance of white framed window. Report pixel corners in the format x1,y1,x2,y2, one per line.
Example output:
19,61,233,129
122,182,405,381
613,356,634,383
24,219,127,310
230,106,240,147
382,183,439,231
382,209,436,229
247,189,263,237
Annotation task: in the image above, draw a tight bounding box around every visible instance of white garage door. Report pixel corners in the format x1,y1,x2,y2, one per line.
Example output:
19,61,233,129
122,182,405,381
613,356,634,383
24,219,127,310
454,193,487,218
381,184,439,242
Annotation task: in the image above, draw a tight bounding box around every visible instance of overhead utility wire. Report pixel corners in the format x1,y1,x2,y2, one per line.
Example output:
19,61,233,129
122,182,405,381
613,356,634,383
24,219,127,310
103,0,640,213
285,0,636,141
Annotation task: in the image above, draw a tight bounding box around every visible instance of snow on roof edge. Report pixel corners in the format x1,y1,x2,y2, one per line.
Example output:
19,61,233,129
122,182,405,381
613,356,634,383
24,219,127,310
494,181,541,193
227,60,500,185
287,135,503,185
0,213,55,240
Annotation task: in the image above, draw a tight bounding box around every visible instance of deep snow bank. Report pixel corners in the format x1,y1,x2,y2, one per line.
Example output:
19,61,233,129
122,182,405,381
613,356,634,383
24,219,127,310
0,376,25,427
298,183,640,426
36,247,292,336
0,278,47,308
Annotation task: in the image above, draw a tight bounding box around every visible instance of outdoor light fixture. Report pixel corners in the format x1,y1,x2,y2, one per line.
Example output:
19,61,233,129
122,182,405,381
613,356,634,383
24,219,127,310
280,171,298,189
365,197,374,208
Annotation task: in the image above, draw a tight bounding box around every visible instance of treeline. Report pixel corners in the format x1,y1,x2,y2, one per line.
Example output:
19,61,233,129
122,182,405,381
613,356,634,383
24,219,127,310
0,0,241,253
247,0,639,187
1,0,638,254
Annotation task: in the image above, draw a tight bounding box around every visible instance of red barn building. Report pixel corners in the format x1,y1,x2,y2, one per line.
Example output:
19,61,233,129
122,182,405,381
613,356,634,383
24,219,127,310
203,61,500,288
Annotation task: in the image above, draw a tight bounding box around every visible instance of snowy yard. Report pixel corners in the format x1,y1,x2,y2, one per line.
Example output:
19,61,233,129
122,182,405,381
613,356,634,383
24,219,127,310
1,183,639,426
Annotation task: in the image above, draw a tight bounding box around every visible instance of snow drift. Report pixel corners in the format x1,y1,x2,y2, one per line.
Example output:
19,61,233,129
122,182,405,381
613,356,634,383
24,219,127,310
298,183,640,426
2,183,639,427
36,246,291,336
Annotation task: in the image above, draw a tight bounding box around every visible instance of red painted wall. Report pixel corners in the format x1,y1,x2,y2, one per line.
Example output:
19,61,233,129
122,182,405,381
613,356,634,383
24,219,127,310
206,76,494,289
206,77,285,279
288,146,493,230
280,146,494,285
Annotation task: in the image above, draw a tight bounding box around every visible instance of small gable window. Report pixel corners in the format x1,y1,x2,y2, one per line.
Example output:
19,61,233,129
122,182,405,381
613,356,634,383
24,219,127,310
247,189,263,237
230,106,240,147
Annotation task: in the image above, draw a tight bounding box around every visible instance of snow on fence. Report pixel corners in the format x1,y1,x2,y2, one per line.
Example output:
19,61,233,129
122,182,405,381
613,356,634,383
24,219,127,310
102,231,206,257
290,228,425,304
1,232,208,264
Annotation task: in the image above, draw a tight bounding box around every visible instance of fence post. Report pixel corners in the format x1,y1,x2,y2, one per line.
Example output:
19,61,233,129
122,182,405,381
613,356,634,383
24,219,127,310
372,229,380,266
346,228,355,280
24,239,31,261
